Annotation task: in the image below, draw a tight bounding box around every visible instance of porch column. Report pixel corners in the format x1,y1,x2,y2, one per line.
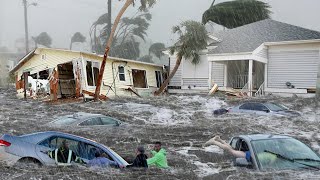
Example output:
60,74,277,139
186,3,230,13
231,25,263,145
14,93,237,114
224,63,228,87
248,60,253,96
208,61,212,88
264,63,268,90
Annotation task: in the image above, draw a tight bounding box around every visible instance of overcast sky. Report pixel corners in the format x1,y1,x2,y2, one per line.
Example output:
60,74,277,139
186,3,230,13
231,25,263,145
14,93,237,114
1,0,320,52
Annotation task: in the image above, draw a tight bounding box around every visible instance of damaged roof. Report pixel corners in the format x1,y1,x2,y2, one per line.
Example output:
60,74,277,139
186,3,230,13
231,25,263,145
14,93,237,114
208,19,320,54
10,48,163,73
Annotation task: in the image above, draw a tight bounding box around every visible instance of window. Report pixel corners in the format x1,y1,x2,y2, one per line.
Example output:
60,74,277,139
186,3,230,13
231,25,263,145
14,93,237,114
118,66,125,81
155,71,162,88
39,136,80,156
239,103,254,110
100,117,119,126
79,117,102,126
86,61,100,86
252,103,269,112
132,69,147,88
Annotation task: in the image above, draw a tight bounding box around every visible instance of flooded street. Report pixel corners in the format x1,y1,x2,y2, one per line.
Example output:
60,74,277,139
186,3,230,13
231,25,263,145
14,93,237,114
0,87,320,179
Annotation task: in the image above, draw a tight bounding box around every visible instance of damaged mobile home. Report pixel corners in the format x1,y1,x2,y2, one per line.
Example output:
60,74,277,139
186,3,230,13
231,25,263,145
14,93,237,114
10,48,164,100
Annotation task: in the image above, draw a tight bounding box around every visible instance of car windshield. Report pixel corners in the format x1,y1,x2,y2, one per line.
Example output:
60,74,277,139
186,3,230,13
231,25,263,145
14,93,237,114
252,138,320,170
264,103,287,111
52,116,78,125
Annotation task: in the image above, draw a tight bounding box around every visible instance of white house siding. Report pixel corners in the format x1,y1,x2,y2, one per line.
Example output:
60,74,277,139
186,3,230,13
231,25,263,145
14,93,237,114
168,56,182,87
211,62,225,87
255,47,268,59
268,49,320,89
181,55,209,89
16,49,81,78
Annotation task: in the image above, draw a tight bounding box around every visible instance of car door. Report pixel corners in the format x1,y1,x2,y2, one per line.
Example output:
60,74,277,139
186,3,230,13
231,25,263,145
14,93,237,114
35,136,81,165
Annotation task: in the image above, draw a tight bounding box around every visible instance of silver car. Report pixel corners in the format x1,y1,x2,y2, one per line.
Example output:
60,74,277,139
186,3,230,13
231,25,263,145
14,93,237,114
230,134,320,171
0,131,129,166
227,102,301,117
48,112,123,127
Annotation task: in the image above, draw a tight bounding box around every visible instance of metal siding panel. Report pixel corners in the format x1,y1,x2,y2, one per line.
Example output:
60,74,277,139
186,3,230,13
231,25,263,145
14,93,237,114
211,62,224,86
182,78,208,87
169,57,182,87
268,50,319,89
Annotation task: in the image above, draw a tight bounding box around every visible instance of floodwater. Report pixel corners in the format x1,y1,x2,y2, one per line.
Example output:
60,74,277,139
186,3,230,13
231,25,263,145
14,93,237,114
0,87,320,180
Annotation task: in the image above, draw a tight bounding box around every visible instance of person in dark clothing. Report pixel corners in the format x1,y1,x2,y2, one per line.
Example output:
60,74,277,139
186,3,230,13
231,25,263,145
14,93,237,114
48,140,82,165
127,146,148,168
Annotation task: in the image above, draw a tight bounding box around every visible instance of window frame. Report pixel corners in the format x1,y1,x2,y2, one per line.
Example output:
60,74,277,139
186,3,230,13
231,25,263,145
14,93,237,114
86,60,100,87
155,71,162,88
118,66,126,81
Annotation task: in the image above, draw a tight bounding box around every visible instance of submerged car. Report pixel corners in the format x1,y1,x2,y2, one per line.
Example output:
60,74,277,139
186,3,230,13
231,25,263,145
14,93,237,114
0,131,129,166
214,102,301,117
48,112,123,127
230,134,320,171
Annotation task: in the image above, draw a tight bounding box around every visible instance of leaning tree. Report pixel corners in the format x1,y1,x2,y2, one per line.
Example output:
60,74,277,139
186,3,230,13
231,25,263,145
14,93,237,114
154,21,208,95
94,0,156,100
202,0,271,29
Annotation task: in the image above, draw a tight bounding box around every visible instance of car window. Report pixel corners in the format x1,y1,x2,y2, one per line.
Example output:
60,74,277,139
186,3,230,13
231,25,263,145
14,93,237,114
239,103,253,110
80,143,113,161
100,117,119,126
264,103,287,111
252,103,269,112
230,138,239,149
38,136,80,155
52,116,78,125
79,117,103,126
252,138,320,170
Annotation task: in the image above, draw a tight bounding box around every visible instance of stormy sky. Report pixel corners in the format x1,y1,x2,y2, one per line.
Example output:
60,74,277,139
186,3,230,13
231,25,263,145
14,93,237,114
1,0,320,52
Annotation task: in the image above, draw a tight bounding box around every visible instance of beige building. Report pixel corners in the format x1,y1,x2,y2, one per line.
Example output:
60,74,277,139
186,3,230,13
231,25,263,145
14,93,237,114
11,48,164,99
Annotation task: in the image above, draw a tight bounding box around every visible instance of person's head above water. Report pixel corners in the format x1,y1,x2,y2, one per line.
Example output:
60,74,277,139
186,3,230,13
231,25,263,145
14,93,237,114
154,142,162,152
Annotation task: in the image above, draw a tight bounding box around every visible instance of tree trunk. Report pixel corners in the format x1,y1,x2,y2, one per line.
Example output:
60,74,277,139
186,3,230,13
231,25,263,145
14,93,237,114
94,0,133,101
70,42,73,50
154,55,182,96
316,61,320,107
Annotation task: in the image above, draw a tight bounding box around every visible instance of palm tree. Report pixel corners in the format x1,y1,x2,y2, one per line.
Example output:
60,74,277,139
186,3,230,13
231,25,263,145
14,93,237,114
33,32,52,47
70,32,86,50
94,0,156,100
154,21,208,95
90,13,109,53
149,42,165,59
202,0,271,29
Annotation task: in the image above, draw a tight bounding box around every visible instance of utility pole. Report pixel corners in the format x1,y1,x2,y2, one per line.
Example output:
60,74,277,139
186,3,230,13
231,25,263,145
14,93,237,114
23,0,29,54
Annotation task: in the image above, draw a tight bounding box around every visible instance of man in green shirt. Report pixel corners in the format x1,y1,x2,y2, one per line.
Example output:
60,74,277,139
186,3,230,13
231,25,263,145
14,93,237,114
147,142,168,168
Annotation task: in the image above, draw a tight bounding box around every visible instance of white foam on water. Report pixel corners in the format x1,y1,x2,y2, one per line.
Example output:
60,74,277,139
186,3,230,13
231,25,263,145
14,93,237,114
193,161,221,178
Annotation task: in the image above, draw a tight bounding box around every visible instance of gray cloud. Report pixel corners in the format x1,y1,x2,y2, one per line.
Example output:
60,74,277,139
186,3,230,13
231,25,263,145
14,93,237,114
1,0,320,51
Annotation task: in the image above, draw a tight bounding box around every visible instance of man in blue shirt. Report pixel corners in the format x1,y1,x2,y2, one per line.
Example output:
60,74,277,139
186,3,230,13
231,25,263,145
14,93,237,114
88,150,118,168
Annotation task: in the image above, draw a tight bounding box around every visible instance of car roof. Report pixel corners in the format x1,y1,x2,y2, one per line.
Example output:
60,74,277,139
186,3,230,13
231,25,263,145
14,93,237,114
19,131,100,144
60,112,105,120
238,134,293,141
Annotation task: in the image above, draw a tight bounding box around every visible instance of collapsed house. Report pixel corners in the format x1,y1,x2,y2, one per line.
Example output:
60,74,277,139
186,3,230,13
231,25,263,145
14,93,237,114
10,48,164,100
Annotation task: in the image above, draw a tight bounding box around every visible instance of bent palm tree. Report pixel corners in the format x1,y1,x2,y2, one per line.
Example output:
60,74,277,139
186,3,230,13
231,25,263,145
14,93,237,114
154,21,208,95
202,0,271,28
149,42,165,59
70,32,86,50
94,0,156,100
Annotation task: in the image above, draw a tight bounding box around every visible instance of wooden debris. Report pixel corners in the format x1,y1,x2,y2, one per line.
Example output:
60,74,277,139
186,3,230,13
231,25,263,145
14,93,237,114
208,84,219,95
125,87,141,97
82,90,108,100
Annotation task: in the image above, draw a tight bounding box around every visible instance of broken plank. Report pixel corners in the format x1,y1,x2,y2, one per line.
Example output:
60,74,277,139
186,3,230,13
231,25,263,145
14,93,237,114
82,90,108,100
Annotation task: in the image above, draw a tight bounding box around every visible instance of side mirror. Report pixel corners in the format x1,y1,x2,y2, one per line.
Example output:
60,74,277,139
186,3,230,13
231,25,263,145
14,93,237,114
235,158,252,167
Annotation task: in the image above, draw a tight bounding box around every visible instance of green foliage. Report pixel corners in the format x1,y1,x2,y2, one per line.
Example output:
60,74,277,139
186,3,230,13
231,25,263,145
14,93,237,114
33,32,52,47
149,43,165,59
170,20,208,65
91,12,152,59
71,32,86,44
202,0,272,29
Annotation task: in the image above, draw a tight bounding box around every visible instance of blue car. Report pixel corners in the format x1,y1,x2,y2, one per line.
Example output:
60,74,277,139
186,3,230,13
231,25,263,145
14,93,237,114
230,134,320,171
0,131,129,167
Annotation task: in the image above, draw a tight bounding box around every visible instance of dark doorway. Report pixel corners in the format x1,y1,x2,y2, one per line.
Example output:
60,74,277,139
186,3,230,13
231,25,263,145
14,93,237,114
57,62,76,98
132,69,147,88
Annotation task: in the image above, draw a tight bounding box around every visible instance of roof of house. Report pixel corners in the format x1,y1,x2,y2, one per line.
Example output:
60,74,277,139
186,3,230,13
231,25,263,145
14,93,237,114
11,48,163,73
208,19,320,54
